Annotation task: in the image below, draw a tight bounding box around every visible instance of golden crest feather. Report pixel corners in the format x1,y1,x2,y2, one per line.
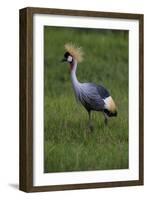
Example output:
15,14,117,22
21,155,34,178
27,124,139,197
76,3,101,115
64,43,84,62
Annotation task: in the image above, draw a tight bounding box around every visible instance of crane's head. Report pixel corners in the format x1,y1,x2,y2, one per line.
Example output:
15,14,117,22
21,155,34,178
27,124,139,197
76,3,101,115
61,43,84,64
62,52,73,63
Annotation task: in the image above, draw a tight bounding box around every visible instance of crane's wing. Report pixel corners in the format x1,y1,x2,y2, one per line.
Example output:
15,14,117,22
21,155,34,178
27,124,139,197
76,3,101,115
78,83,105,111
96,84,110,99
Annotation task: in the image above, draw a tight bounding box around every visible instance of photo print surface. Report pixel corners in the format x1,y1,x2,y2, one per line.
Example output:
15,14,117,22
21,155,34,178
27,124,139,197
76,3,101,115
44,26,128,173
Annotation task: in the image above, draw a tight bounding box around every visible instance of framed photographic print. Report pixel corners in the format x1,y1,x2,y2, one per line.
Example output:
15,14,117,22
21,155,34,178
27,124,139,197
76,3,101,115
19,7,144,192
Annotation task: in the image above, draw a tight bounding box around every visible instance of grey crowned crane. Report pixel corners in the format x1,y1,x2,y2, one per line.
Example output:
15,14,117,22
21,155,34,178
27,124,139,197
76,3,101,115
62,43,117,130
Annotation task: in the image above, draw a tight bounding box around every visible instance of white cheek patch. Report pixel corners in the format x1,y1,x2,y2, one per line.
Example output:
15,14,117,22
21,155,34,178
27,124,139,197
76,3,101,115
67,55,73,62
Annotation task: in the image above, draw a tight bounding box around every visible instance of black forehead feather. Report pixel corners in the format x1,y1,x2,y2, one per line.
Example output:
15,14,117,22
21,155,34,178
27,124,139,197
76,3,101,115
64,52,71,58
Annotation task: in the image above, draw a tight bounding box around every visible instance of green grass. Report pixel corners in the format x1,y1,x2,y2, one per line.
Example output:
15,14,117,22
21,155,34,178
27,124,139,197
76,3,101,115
44,27,128,173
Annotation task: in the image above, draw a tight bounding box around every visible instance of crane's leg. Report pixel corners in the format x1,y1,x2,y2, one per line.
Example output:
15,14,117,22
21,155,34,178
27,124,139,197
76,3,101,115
103,112,108,125
88,111,94,132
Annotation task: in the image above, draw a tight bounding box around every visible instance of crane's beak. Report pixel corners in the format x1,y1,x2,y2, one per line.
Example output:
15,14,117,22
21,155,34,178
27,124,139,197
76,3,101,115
61,58,66,62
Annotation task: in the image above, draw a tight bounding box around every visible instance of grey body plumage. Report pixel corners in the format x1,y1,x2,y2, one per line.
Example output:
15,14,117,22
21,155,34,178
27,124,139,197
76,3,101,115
74,83,106,112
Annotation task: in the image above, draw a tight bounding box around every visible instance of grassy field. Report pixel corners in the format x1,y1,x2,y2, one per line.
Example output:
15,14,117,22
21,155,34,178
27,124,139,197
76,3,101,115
44,27,128,173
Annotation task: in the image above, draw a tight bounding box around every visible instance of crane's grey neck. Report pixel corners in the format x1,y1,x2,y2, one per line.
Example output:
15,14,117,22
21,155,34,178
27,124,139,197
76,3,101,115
70,60,81,101
70,60,80,86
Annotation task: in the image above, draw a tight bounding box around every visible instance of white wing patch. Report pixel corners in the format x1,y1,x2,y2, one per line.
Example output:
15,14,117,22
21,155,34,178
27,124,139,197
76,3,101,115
104,96,116,113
